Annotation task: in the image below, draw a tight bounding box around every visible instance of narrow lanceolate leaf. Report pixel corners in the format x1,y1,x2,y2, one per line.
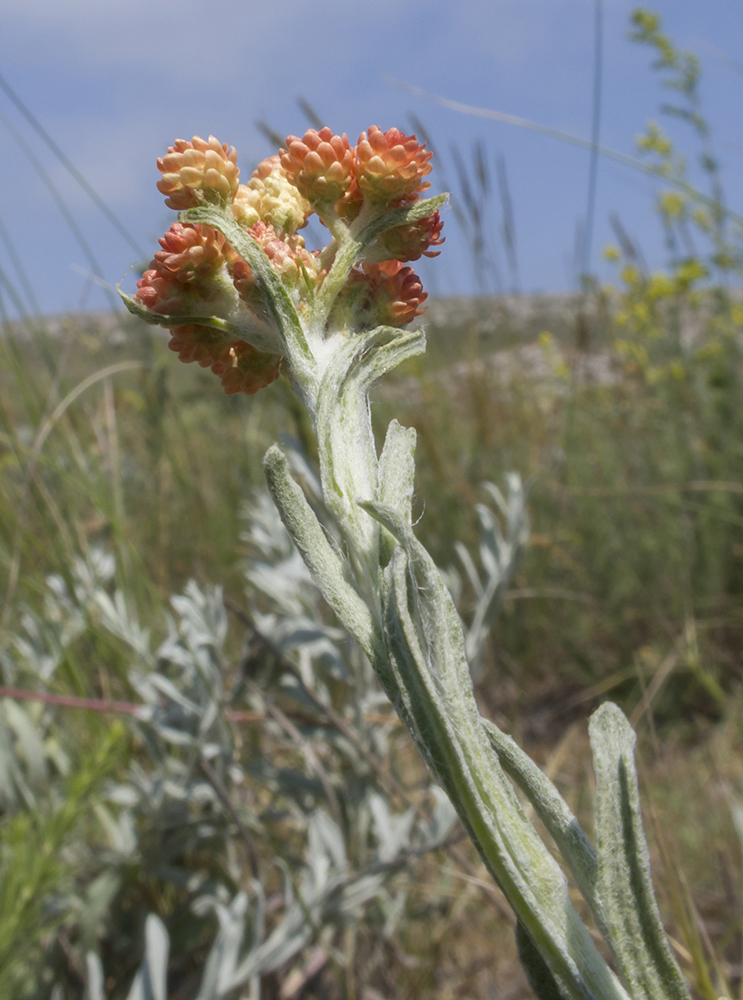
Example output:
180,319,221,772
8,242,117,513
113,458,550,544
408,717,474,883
355,193,448,249
376,420,417,565
368,534,630,1000
482,719,607,940
119,289,241,336
589,703,692,1000
376,420,416,527
125,914,169,1000
516,922,566,1000
181,205,315,379
263,444,378,660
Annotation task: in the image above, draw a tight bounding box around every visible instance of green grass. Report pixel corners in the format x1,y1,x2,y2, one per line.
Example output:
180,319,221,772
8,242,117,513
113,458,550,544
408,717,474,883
2,277,743,996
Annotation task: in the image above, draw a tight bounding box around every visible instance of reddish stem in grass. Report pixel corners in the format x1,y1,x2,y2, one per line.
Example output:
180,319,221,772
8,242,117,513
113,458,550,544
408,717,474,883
0,685,397,727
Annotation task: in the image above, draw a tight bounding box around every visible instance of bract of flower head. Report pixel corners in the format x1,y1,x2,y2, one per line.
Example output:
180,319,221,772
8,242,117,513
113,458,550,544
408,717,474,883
280,128,354,205
152,223,235,284
232,223,322,324
354,126,432,206
335,176,364,222
376,210,445,262
232,155,311,235
231,258,264,319
157,135,239,210
248,222,322,289
210,339,282,395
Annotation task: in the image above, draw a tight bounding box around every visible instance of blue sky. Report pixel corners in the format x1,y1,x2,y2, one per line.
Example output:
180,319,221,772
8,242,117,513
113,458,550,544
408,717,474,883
1,0,742,315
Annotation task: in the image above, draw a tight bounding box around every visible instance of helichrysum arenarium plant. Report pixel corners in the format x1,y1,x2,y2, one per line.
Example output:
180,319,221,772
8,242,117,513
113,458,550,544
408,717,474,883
123,125,694,999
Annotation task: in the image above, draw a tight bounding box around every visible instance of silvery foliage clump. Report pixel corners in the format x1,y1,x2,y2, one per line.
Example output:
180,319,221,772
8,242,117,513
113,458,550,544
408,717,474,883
163,193,696,998
450,475,530,677
2,496,460,997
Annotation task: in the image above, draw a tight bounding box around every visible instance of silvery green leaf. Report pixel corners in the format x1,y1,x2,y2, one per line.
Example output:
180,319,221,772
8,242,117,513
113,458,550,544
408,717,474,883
455,541,484,600
143,674,200,714
92,589,151,660
194,889,269,998
310,194,447,330
76,546,116,586
81,871,122,948
376,420,416,529
373,537,629,999
516,922,565,1000
376,420,417,566
242,491,298,564
368,793,415,863
171,581,228,651
246,546,315,617
4,700,47,791
309,810,347,874
335,872,386,917
381,888,408,938
354,193,448,249
279,433,324,503
425,786,459,844
457,476,529,673
256,613,346,675
95,800,138,854
263,444,378,660
590,703,691,1000
126,914,169,1000
482,718,604,937
85,952,105,1000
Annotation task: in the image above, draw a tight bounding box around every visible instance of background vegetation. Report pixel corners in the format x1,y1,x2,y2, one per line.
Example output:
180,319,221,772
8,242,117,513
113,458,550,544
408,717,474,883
1,9,743,999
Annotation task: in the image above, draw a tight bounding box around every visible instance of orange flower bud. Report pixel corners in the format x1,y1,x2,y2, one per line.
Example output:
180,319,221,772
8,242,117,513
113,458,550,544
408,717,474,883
280,128,354,204
152,223,234,284
376,210,445,262
373,263,427,324
135,268,193,315
166,327,281,395
167,323,230,367
354,126,432,205
210,339,282,395
157,135,239,210
343,263,427,328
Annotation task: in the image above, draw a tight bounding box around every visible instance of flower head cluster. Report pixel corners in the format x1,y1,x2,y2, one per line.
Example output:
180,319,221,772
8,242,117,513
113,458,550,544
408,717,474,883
128,126,443,396
279,125,434,216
